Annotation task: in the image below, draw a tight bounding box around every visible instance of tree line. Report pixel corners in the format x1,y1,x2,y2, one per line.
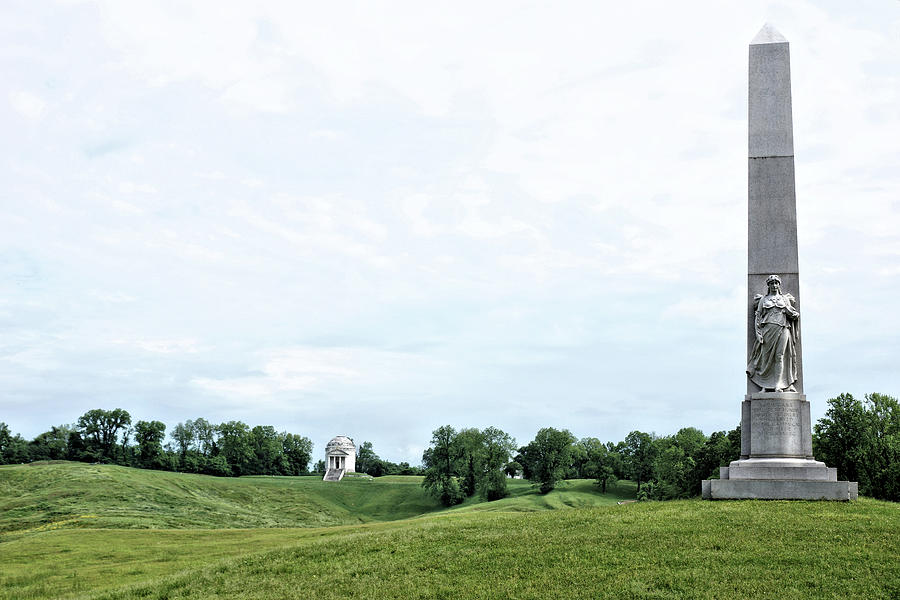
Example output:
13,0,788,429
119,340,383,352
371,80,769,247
418,423,742,505
418,392,900,505
2,392,897,502
0,409,313,477
421,425,517,505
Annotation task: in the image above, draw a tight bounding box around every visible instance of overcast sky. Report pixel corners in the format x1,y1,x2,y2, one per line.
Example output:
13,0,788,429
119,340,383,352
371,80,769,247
2,1,899,464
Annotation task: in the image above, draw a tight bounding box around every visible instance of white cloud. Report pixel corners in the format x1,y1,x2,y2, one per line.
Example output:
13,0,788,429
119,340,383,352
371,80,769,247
191,376,277,398
662,286,745,329
8,90,46,119
112,338,200,354
90,290,137,303
220,76,291,113
117,181,157,194
190,346,443,401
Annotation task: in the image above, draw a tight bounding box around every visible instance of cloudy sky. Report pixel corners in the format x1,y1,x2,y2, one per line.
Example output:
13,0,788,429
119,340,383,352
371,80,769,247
2,1,899,464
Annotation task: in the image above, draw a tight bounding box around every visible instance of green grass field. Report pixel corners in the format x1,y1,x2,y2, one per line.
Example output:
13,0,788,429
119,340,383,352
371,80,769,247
1,462,898,599
0,462,445,533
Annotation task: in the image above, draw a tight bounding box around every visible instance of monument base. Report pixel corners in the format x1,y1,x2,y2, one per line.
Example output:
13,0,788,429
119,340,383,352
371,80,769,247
702,456,857,500
702,392,858,500
703,478,857,500
722,457,834,480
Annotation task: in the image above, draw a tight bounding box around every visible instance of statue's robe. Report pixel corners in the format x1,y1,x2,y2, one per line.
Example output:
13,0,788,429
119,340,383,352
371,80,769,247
747,293,798,391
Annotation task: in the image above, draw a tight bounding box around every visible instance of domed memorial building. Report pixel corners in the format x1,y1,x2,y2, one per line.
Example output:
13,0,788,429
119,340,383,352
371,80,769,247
323,435,356,482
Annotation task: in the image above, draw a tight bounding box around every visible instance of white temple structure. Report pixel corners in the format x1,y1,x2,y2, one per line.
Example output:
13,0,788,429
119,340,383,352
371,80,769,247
323,435,356,482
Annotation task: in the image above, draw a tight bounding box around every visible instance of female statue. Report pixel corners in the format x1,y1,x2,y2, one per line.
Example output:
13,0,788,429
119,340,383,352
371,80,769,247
746,274,799,392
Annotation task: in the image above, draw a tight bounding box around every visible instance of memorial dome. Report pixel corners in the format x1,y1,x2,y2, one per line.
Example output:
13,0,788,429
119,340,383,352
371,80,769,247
326,436,355,453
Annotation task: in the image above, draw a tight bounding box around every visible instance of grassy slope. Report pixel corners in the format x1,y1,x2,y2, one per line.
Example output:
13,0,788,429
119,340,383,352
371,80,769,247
2,463,897,599
450,477,637,513
0,463,636,599
3,500,898,600
0,463,632,536
0,462,445,533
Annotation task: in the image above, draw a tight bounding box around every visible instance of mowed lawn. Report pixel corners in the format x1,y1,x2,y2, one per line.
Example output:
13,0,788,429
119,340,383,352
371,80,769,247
1,463,898,599
0,463,634,536
0,462,445,533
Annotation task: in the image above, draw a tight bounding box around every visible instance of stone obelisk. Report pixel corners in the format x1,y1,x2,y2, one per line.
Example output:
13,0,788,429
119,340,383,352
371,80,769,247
703,24,856,500
746,23,802,397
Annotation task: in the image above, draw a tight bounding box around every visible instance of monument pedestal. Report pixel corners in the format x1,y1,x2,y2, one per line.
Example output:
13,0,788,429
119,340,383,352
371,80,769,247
703,478,857,500
703,393,858,500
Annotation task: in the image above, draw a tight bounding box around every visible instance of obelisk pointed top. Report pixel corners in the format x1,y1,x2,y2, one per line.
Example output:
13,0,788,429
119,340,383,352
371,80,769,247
751,23,788,45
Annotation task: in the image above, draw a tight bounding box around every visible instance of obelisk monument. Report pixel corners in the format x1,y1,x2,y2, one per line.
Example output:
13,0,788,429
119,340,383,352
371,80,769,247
703,24,856,500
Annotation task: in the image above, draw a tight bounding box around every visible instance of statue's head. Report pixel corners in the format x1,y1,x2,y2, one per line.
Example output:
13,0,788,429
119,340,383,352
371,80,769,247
766,274,782,292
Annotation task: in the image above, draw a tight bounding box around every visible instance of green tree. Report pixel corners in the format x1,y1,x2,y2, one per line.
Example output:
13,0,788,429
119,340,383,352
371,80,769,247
454,428,485,497
192,418,217,457
573,438,604,479
653,442,693,499
0,423,11,463
504,460,522,478
673,427,706,457
813,393,866,484
171,420,195,462
249,425,282,474
813,392,900,501
0,423,31,464
586,441,620,493
608,440,628,479
356,441,381,475
66,429,88,461
396,462,420,475
76,408,132,462
380,460,403,476
623,430,656,494
160,446,179,471
513,448,532,480
650,428,709,499
217,421,253,476
422,425,464,506
120,425,134,466
859,393,900,501
134,420,166,469
205,454,232,477
520,427,576,494
28,425,73,461
478,426,516,500
281,433,312,475
690,426,741,493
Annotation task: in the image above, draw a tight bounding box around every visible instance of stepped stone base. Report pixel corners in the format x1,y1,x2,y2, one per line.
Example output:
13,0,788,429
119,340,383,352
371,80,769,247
722,458,835,480
703,478,857,500
703,458,857,500
323,468,345,482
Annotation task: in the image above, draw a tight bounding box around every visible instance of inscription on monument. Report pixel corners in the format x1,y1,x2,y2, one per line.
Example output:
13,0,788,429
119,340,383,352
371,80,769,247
759,404,800,435
750,397,804,456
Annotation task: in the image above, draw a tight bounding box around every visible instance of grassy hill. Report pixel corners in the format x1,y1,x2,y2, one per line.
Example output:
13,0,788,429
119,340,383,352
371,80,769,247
0,462,442,533
450,477,636,513
1,462,898,599
0,462,632,536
